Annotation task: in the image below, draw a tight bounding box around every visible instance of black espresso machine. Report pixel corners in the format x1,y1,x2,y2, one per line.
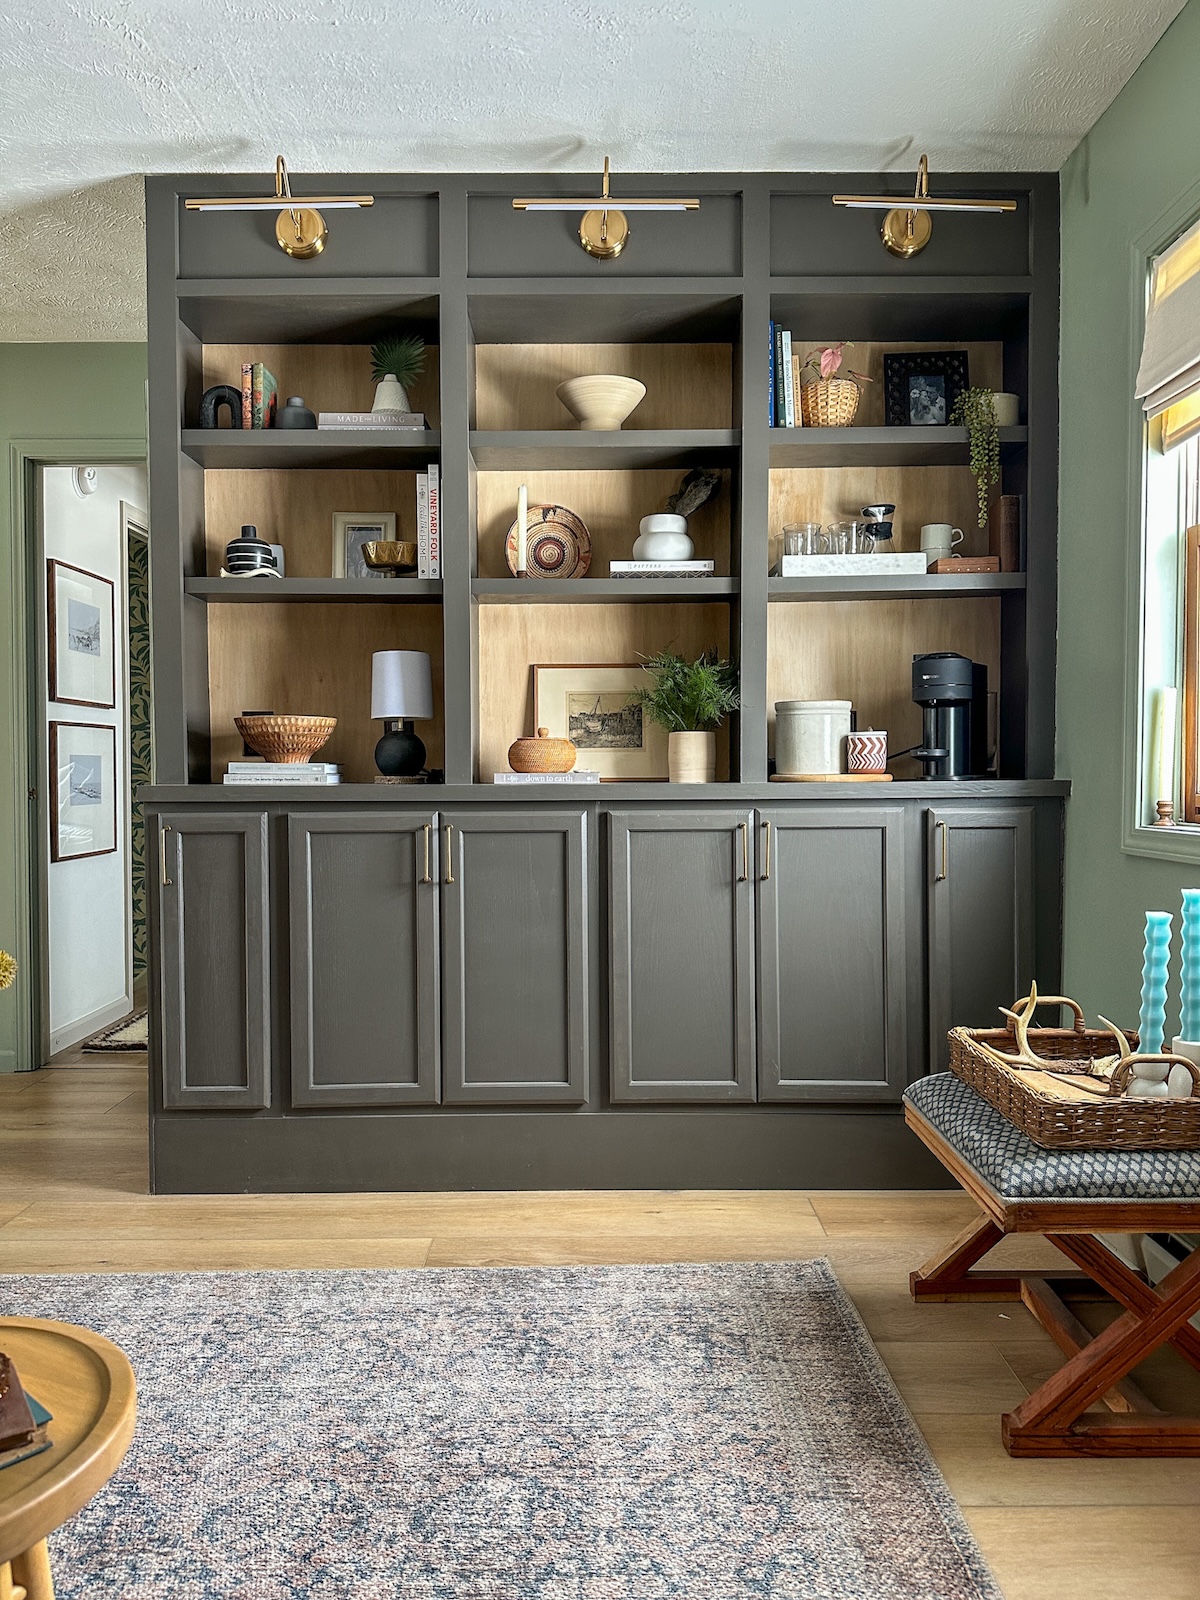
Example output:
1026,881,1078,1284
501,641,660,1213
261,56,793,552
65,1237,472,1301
912,652,989,778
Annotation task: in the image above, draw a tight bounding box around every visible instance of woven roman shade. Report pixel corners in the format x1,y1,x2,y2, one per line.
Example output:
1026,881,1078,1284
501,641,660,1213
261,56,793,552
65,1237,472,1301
1137,215,1200,447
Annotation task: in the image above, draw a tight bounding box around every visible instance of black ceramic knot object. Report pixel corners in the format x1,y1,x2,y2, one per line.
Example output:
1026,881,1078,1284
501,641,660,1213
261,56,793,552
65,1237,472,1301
276,396,317,430
199,385,243,428
225,524,278,575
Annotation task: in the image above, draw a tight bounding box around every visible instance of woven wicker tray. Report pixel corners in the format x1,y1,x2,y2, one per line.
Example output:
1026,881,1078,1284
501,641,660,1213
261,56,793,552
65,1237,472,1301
948,1005,1200,1150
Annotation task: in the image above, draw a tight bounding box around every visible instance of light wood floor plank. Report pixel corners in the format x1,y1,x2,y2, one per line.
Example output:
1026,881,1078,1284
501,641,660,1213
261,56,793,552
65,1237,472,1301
965,1507,1200,1600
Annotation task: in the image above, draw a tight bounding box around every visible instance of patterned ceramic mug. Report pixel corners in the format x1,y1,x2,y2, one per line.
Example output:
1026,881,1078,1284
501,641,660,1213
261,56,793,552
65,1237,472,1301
846,729,888,773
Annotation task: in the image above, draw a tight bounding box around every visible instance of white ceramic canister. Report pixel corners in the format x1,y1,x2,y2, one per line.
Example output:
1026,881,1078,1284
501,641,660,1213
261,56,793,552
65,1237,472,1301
632,513,694,562
775,700,853,776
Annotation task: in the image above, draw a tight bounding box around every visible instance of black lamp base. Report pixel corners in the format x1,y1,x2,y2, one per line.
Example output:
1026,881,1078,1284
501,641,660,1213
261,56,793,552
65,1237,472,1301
374,719,426,777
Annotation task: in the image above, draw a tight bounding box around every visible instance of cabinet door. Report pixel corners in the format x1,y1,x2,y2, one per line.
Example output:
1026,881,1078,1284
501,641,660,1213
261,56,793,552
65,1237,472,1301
156,810,270,1110
440,810,588,1104
609,810,755,1102
927,805,1035,1072
757,806,907,1102
288,813,439,1107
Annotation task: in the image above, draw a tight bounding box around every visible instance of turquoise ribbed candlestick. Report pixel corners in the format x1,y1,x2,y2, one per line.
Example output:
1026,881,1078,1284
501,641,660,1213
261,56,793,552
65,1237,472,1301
1182,891,1200,1042
1139,911,1172,1055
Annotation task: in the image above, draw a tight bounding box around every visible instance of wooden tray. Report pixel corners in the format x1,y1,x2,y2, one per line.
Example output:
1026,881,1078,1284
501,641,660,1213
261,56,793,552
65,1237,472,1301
770,772,893,782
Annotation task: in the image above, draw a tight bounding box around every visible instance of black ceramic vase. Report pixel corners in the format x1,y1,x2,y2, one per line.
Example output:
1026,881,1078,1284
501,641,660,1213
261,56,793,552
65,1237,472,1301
276,396,318,430
374,720,426,776
224,525,277,575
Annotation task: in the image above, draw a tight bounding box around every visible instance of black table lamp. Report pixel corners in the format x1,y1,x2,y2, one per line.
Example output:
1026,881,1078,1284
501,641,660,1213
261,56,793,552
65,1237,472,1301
371,650,433,776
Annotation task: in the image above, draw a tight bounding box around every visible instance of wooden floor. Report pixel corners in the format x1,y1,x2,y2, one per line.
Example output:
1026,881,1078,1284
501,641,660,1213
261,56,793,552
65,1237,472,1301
4,1052,1200,1599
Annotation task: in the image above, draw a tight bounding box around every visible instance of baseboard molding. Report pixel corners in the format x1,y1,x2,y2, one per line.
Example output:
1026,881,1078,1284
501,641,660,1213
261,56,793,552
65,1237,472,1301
151,1107,955,1194
51,994,135,1057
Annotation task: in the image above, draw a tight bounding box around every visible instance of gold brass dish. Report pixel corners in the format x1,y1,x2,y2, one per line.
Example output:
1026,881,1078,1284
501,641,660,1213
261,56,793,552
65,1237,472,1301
361,540,418,575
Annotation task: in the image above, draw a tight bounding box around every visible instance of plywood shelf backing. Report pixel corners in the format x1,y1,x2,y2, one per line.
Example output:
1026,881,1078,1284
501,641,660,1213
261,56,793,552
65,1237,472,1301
474,343,733,431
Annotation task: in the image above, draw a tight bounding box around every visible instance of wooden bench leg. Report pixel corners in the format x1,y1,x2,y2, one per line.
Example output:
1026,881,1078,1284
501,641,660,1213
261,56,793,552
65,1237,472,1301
1048,1232,1200,1376
909,1211,1091,1302
8,1544,52,1600
1004,1241,1200,1457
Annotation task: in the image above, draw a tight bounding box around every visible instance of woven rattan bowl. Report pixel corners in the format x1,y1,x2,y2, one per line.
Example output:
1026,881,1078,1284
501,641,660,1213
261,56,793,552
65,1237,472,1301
234,714,337,764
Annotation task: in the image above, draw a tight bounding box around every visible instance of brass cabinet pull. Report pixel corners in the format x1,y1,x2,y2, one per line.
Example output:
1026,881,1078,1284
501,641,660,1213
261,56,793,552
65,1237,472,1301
737,821,749,882
444,823,455,884
761,819,772,881
935,819,949,882
420,823,433,884
159,823,171,887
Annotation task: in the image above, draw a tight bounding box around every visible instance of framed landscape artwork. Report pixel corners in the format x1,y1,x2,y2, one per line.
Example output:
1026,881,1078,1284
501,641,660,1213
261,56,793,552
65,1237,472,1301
50,721,118,862
332,511,397,579
47,559,115,707
533,664,669,780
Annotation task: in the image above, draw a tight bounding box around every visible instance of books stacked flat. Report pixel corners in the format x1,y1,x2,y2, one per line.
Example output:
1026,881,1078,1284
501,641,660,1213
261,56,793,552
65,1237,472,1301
416,465,441,578
223,763,342,786
609,560,715,578
494,771,601,784
0,1352,52,1473
317,411,427,430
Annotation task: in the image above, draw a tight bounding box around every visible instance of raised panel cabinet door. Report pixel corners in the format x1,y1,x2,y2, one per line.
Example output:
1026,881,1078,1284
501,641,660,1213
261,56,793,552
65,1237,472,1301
757,807,907,1102
440,810,588,1104
156,810,270,1110
609,810,756,1103
289,813,439,1107
927,805,1035,1073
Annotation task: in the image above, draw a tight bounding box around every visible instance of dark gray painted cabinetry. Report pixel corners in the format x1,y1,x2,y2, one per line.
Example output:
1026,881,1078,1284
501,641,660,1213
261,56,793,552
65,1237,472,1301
609,810,756,1103
927,805,1035,1072
157,811,270,1110
288,813,439,1107
440,810,588,1104
757,806,907,1102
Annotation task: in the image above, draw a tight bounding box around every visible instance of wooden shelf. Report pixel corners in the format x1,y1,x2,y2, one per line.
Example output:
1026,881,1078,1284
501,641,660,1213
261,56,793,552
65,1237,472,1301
469,430,740,470
768,573,1026,602
181,430,440,469
767,426,1027,468
473,578,739,604
186,578,442,603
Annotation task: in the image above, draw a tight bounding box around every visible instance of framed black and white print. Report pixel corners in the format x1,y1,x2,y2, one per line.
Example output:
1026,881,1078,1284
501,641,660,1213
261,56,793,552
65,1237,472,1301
50,721,118,862
883,351,969,427
47,559,116,708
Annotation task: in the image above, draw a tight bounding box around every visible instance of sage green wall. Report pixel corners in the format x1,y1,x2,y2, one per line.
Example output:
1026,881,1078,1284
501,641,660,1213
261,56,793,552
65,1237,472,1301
0,343,146,1071
1059,0,1200,1025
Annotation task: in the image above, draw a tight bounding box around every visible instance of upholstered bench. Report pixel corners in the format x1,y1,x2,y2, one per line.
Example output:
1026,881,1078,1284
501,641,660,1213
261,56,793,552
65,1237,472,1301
904,1073,1200,1458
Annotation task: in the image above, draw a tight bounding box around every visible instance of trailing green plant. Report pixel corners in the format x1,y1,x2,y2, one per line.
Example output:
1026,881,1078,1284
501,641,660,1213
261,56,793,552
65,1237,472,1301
635,650,740,734
950,387,1000,527
370,334,426,388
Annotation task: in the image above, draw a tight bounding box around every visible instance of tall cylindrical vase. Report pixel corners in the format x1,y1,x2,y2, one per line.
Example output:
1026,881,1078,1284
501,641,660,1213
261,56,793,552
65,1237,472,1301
668,731,716,783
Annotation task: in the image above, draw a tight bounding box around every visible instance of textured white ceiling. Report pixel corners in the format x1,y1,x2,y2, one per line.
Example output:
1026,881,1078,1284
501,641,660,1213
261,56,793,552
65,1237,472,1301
0,0,1187,341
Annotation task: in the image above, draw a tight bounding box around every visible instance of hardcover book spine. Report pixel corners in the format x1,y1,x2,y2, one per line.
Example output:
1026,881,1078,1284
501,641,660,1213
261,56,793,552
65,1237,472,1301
251,363,278,429
241,363,253,430
791,350,803,425
427,463,440,579
781,330,795,428
416,471,430,579
768,321,776,427
775,325,787,427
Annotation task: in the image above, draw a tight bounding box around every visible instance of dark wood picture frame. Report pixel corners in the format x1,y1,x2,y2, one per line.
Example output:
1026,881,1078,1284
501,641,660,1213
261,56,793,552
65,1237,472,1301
47,558,116,708
49,720,118,862
883,351,970,427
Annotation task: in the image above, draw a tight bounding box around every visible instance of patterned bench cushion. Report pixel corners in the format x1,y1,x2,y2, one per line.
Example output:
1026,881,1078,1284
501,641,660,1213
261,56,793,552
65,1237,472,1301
904,1073,1200,1200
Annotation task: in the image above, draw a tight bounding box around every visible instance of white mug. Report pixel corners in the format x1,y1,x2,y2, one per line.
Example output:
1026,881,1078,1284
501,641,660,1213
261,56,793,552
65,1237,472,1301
920,523,964,566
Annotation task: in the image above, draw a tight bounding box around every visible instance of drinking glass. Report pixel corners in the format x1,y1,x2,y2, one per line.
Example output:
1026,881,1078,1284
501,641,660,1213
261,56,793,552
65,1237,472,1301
783,522,824,556
827,521,875,555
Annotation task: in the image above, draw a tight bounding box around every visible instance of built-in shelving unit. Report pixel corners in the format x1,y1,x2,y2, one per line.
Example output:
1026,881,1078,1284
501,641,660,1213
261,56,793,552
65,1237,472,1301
180,430,440,470
185,577,443,603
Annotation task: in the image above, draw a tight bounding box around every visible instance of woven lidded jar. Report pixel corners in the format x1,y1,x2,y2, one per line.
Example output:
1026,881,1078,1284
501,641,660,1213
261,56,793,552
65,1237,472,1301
507,728,577,774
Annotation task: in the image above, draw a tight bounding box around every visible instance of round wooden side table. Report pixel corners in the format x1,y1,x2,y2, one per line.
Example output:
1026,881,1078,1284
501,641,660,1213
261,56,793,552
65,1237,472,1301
0,1318,136,1600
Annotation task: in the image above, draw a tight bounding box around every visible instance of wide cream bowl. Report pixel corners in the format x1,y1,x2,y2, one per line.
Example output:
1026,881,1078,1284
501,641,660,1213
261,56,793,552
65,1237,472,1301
556,375,647,431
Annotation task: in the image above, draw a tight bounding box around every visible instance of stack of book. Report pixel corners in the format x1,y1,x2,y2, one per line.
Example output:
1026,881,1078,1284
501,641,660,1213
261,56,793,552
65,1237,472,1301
416,465,441,578
317,410,427,430
609,560,715,579
223,763,342,786
0,1353,52,1473
767,323,801,428
241,362,278,428
494,770,601,784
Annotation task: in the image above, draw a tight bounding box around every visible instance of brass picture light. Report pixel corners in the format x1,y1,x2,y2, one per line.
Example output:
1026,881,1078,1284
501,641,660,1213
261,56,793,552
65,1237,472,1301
832,155,1016,258
184,156,374,259
513,157,700,260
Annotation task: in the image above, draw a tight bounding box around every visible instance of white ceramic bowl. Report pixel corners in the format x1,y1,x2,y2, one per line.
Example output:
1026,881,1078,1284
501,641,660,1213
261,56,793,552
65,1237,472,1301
556,375,647,431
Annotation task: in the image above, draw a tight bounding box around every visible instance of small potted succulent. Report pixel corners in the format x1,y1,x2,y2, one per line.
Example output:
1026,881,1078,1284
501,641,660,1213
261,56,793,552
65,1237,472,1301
950,387,1002,527
636,650,740,783
798,342,871,427
370,334,426,413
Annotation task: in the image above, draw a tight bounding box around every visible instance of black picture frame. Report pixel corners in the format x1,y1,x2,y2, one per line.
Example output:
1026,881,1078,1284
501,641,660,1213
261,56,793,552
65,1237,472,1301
883,351,969,427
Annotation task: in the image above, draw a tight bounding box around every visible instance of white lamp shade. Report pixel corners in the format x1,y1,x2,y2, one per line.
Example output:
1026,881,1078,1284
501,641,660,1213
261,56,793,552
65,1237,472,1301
371,650,433,721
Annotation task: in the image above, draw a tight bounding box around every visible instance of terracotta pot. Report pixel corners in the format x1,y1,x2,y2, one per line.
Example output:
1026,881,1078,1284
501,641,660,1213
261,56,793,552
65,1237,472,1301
508,727,577,774
668,730,716,783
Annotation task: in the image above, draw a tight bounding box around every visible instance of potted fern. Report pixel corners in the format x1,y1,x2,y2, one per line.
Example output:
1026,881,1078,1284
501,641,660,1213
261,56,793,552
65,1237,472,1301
950,387,1001,527
636,650,740,783
370,334,426,414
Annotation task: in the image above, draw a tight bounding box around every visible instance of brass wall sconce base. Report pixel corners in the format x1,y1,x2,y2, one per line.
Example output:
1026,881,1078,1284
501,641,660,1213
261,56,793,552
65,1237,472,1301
276,206,327,259
881,206,933,258
579,208,628,260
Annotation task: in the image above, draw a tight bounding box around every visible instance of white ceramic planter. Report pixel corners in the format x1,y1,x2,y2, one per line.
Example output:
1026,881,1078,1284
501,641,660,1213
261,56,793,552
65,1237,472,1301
774,700,852,776
633,514,694,562
668,730,716,783
991,391,1020,427
372,375,411,413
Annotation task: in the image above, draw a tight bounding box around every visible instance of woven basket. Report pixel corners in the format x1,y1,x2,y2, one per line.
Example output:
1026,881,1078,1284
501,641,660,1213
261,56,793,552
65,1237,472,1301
234,714,337,764
949,1000,1200,1149
799,378,861,427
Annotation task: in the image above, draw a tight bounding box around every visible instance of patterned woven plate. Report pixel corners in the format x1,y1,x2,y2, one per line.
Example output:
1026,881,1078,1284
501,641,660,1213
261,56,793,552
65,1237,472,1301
505,504,591,579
